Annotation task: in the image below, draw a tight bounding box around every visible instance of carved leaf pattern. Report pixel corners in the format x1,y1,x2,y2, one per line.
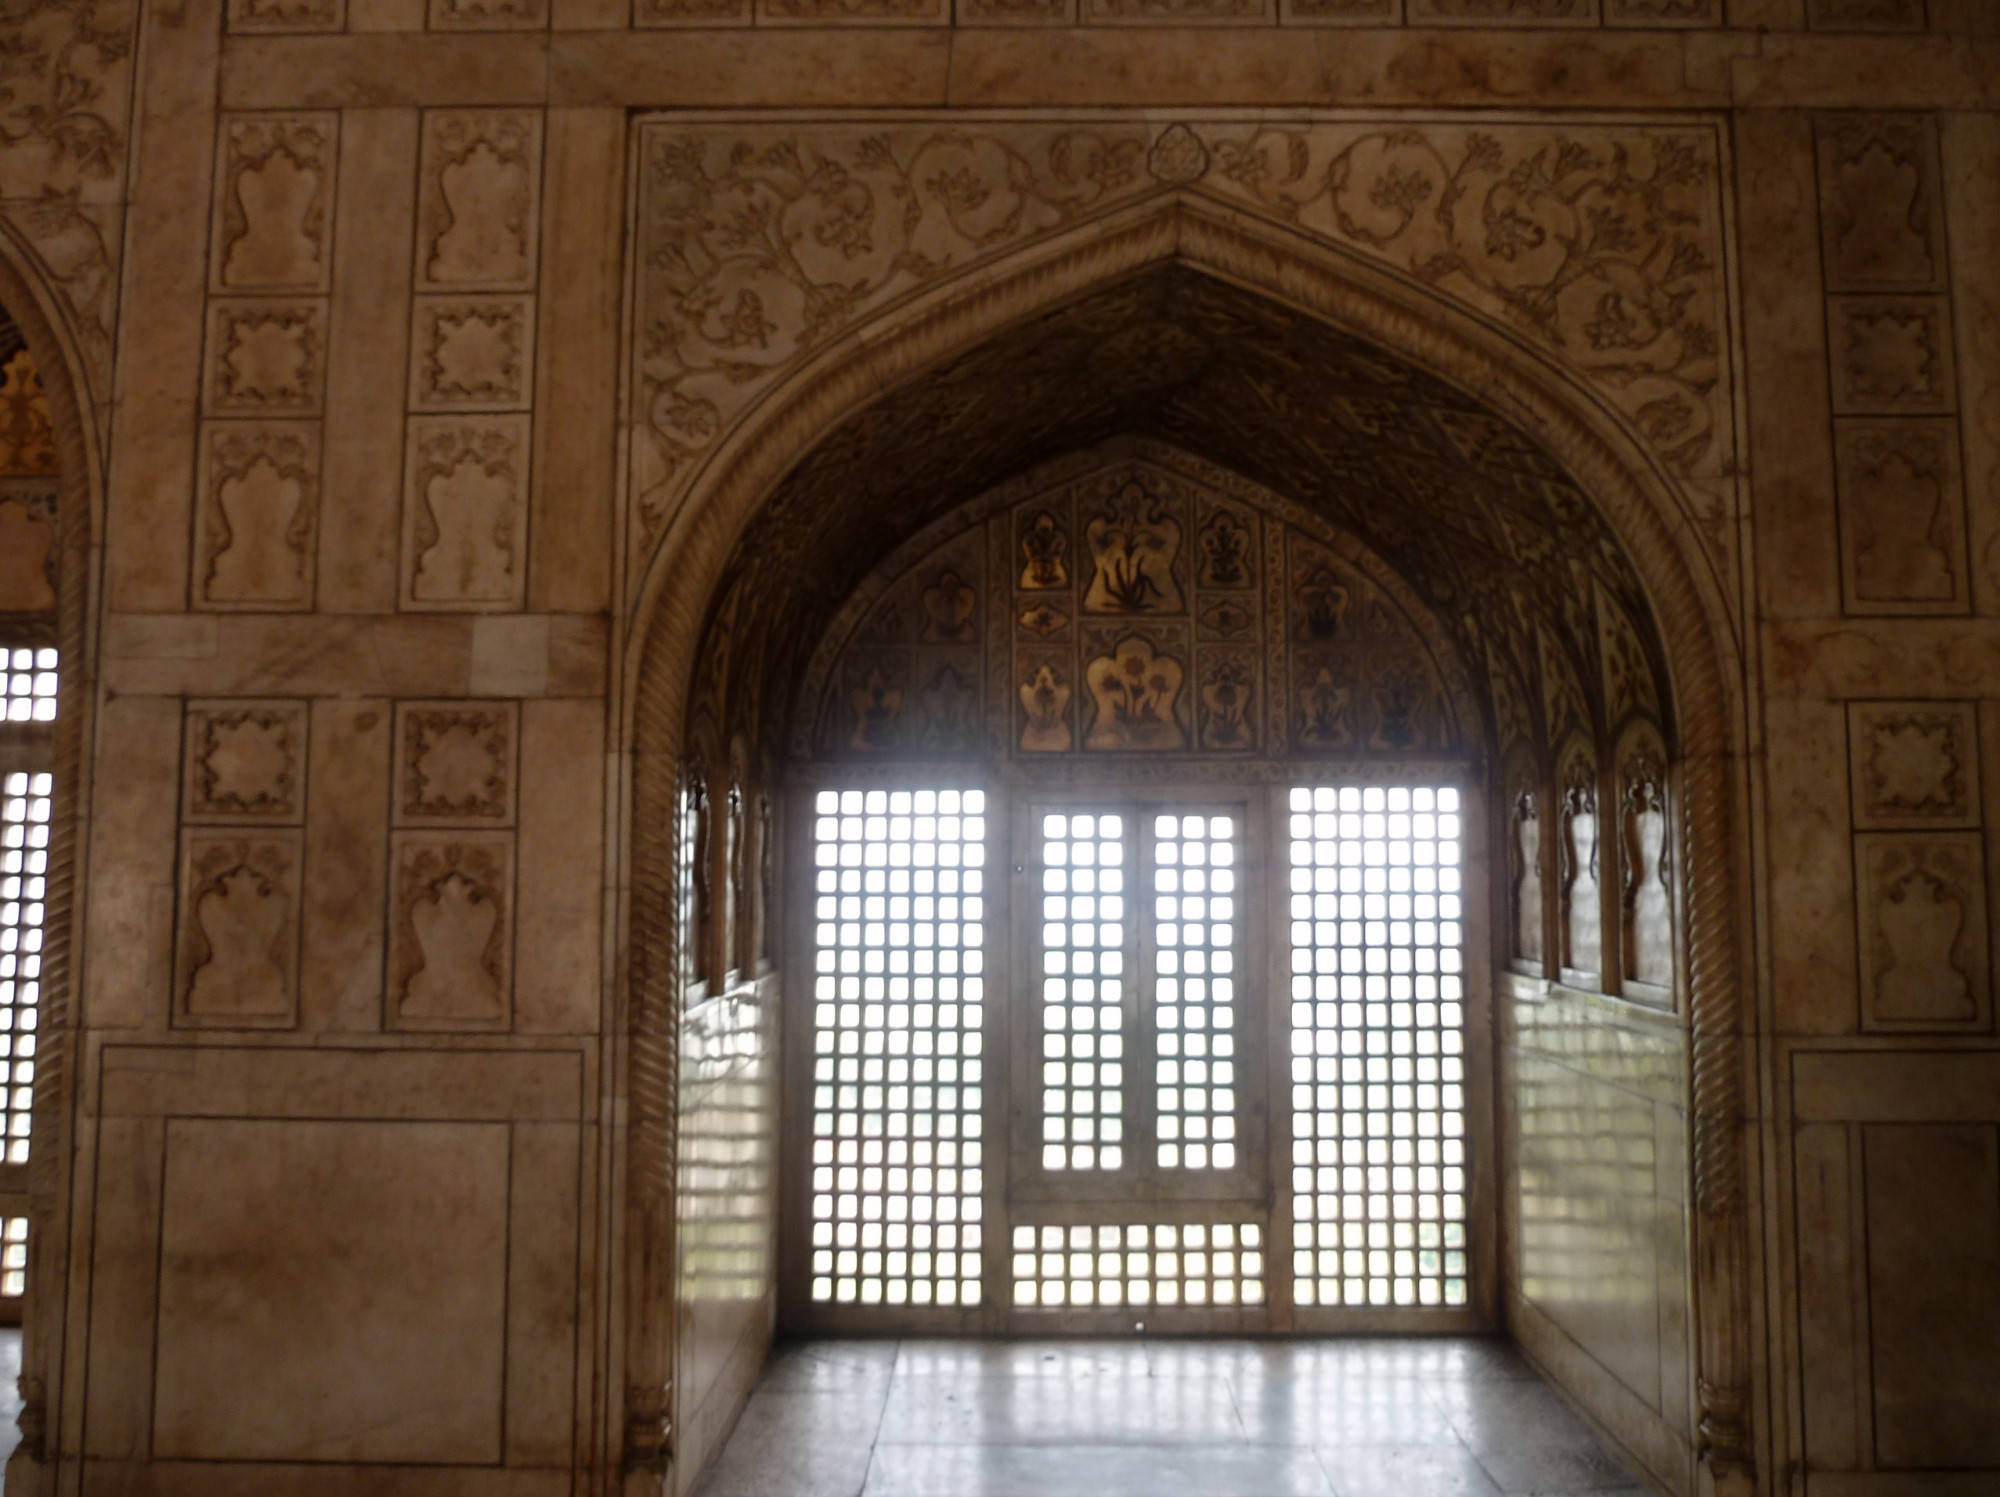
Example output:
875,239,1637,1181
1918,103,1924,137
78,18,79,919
634,118,1733,573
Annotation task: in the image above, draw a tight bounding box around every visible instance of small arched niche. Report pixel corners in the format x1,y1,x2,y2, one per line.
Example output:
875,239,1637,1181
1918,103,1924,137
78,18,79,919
665,262,1694,1346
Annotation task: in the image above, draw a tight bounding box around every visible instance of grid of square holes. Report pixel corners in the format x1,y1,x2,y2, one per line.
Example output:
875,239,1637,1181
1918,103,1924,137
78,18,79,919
3,649,56,724
1153,813,1239,1172
1288,786,1469,1309
1038,811,1127,1172
0,771,48,1166
1011,1221,1264,1308
0,1217,24,1299
809,789,986,1307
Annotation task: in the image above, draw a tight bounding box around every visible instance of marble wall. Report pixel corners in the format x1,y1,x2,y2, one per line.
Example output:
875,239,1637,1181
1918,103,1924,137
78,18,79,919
0,0,1994,1493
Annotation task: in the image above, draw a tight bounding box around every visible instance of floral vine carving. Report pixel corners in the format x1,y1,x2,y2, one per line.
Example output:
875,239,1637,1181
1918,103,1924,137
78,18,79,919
633,118,1734,594
0,0,139,407
636,125,1155,536
1205,126,1724,478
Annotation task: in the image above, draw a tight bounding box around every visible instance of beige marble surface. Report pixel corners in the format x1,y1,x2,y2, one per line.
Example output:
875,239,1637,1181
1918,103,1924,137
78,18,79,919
0,2,1995,1494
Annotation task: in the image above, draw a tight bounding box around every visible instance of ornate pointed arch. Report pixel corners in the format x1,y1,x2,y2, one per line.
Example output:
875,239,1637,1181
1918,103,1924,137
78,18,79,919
617,193,1755,1490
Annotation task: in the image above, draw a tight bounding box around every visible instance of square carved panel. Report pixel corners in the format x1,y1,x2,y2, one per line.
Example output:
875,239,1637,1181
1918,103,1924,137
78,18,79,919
174,830,304,1029
1853,831,1991,1032
387,830,515,1031
1848,700,1980,830
392,700,519,827
1827,295,1957,415
203,299,328,418
183,700,310,825
408,294,537,412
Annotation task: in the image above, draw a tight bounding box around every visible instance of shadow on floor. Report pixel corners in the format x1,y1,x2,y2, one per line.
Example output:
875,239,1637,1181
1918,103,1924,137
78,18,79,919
693,1337,1656,1497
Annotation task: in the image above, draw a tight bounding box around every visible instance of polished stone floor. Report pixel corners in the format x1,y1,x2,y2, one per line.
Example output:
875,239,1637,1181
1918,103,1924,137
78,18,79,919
694,1337,1655,1497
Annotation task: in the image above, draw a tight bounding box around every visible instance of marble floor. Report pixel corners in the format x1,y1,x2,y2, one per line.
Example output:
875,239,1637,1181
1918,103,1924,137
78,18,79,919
693,1337,1656,1497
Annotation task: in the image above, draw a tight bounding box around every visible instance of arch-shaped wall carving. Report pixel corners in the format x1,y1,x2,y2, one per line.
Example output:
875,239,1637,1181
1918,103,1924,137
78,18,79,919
620,177,1753,1490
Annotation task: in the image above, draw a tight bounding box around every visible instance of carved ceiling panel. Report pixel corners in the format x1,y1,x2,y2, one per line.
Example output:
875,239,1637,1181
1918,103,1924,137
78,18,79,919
687,268,1673,773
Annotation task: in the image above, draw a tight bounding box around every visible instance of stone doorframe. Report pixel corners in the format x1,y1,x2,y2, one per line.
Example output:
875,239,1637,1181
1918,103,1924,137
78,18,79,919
616,196,1760,1494
0,230,105,1494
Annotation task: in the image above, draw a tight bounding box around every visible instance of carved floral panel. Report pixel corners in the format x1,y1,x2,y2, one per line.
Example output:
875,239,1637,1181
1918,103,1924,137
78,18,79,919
1618,727,1672,997
1601,0,1716,19
226,0,346,30
387,831,515,1031
1558,746,1602,984
634,0,750,24
1084,0,1271,21
1280,0,1394,16
203,299,328,417
1854,832,1991,1033
416,111,544,294
194,421,321,611
632,116,1735,576
0,0,136,405
1407,0,1595,19
1833,417,1968,615
1806,0,1927,29
182,700,309,825
400,415,531,611
1507,754,1545,973
393,701,519,827
955,0,1070,18
1827,296,1956,415
175,831,303,1028
759,0,945,19
1813,114,1947,295
409,295,536,412
210,114,339,296
1847,701,1980,831
428,0,548,27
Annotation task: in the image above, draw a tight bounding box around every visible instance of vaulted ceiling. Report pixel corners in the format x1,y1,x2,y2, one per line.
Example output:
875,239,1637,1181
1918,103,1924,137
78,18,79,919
695,265,1669,763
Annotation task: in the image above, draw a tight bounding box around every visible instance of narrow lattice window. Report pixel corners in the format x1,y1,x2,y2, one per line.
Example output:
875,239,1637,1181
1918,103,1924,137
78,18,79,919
1038,811,1127,1172
1288,785,1468,1309
1152,813,1239,1172
808,788,986,1307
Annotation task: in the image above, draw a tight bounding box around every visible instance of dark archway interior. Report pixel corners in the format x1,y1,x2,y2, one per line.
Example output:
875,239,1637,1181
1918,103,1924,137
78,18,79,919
688,265,1672,771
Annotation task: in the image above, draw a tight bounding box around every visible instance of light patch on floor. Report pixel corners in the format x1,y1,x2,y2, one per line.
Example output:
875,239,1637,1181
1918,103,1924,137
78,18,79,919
693,1337,1655,1497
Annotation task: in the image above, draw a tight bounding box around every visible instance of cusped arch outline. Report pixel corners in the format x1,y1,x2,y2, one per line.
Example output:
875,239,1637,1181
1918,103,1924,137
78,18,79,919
617,193,1757,1490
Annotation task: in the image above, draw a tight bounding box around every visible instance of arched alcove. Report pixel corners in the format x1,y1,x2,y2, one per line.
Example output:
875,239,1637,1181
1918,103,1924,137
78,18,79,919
0,240,100,1485
621,201,1754,1497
